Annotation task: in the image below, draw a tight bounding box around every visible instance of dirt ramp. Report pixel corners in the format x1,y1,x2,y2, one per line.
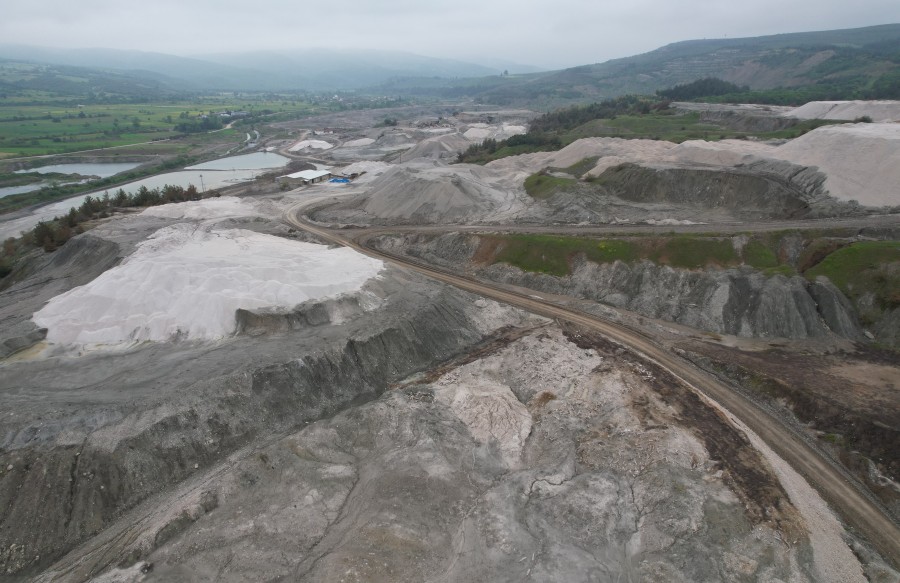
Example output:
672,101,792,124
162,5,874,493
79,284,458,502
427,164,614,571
591,163,813,219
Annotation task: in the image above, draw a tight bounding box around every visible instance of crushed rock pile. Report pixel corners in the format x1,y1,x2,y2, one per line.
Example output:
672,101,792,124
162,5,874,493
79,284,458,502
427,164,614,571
462,122,527,142
404,132,472,160
786,100,900,122
289,139,333,152
33,224,383,346
774,122,900,206
313,163,527,224
358,164,523,222
487,124,900,208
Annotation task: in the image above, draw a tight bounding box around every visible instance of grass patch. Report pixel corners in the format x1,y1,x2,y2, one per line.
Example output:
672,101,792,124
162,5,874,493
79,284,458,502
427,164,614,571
742,240,780,269
761,265,797,277
492,234,743,276
804,241,900,309
493,235,637,276
563,114,844,144
523,172,576,199
563,112,725,143
654,237,738,269
562,156,600,178
493,235,577,276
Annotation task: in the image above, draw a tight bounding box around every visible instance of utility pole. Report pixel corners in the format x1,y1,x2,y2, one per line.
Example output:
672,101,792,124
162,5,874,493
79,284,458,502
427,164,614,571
200,174,205,193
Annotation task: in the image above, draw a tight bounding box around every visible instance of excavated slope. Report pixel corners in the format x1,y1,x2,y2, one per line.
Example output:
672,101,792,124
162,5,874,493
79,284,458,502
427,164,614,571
786,100,900,122
774,123,900,207
371,232,867,342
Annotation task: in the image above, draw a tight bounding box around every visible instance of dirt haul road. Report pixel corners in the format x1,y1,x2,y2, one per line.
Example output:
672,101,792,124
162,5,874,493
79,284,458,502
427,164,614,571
284,204,900,569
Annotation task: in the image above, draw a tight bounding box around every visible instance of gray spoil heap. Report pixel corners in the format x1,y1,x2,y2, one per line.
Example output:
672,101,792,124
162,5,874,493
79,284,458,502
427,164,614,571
0,234,531,577
0,235,122,358
370,232,874,343
482,259,865,340
32,327,896,582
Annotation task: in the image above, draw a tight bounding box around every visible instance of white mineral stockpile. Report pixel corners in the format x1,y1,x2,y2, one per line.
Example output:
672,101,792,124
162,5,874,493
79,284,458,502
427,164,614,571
666,139,777,167
141,196,263,220
342,138,376,147
485,137,674,175
785,100,900,122
289,139,333,152
340,161,392,184
463,127,492,141
775,123,900,206
462,123,526,143
33,225,383,347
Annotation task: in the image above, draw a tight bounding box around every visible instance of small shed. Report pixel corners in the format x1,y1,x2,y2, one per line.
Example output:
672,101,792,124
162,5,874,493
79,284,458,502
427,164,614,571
276,169,333,187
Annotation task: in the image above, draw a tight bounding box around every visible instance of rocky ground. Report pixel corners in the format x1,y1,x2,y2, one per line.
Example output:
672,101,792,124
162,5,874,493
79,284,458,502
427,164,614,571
31,325,897,583
367,231,884,344
1,101,899,581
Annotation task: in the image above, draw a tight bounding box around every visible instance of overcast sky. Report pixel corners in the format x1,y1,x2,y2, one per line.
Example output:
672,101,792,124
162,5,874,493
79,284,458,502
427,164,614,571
2,0,899,69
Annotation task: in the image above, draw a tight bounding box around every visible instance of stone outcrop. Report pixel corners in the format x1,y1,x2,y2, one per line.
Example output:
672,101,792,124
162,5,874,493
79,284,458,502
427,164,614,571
371,233,869,342
482,258,861,339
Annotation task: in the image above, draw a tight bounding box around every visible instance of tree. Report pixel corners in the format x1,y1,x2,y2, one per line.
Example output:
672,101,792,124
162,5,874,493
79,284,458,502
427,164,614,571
32,221,57,252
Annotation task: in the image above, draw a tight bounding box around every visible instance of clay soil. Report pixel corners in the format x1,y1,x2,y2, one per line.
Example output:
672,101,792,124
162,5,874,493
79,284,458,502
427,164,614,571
680,338,900,516
563,325,805,538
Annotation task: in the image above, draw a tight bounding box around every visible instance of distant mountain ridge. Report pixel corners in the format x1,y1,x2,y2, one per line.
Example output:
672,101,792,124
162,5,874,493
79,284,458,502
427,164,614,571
0,45,533,92
1,23,898,103
384,23,900,105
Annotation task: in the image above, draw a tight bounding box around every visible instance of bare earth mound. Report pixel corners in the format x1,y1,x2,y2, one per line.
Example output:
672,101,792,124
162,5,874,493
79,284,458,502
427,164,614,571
786,100,900,122
311,163,527,224
774,123,900,206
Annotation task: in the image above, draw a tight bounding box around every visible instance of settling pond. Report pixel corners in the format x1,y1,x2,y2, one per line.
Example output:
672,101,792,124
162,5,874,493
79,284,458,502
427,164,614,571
0,153,290,240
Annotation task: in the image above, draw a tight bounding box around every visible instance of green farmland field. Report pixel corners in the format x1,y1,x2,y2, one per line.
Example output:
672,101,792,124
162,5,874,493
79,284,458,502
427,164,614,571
0,99,318,158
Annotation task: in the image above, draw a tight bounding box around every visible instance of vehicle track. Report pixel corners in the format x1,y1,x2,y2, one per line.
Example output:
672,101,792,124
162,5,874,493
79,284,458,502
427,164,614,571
284,203,900,568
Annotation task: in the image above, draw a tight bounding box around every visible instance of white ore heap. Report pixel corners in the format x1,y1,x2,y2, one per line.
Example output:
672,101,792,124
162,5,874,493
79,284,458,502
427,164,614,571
33,224,384,346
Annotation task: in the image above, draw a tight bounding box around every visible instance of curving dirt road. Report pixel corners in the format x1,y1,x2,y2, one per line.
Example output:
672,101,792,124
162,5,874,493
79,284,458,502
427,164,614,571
284,203,900,568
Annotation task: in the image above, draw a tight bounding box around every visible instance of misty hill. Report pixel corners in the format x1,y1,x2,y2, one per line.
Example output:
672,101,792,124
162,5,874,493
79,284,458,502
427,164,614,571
195,49,542,89
0,60,194,101
1,23,898,103
389,23,900,105
0,45,529,93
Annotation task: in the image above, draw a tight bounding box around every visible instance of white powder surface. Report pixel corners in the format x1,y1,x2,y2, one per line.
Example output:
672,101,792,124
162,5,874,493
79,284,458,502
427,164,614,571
775,122,900,206
340,161,392,183
463,127,492,140
342,137,376,147
34,225,383,347
289,139,333,151
140,197,262,220
786,100,900,122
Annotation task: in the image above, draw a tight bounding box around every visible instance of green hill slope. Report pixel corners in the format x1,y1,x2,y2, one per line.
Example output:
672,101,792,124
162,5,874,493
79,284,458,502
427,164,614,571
397,24,900,106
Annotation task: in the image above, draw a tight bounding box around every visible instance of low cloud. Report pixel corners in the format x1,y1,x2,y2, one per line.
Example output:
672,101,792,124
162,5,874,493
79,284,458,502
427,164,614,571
1,0,898,69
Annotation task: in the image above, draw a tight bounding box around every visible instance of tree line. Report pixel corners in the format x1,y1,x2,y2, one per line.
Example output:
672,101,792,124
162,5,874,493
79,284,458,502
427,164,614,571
456,95,663,164
1,184,200,278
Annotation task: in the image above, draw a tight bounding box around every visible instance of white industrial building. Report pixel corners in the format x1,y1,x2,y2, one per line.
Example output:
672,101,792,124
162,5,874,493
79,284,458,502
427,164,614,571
276,169,333,187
